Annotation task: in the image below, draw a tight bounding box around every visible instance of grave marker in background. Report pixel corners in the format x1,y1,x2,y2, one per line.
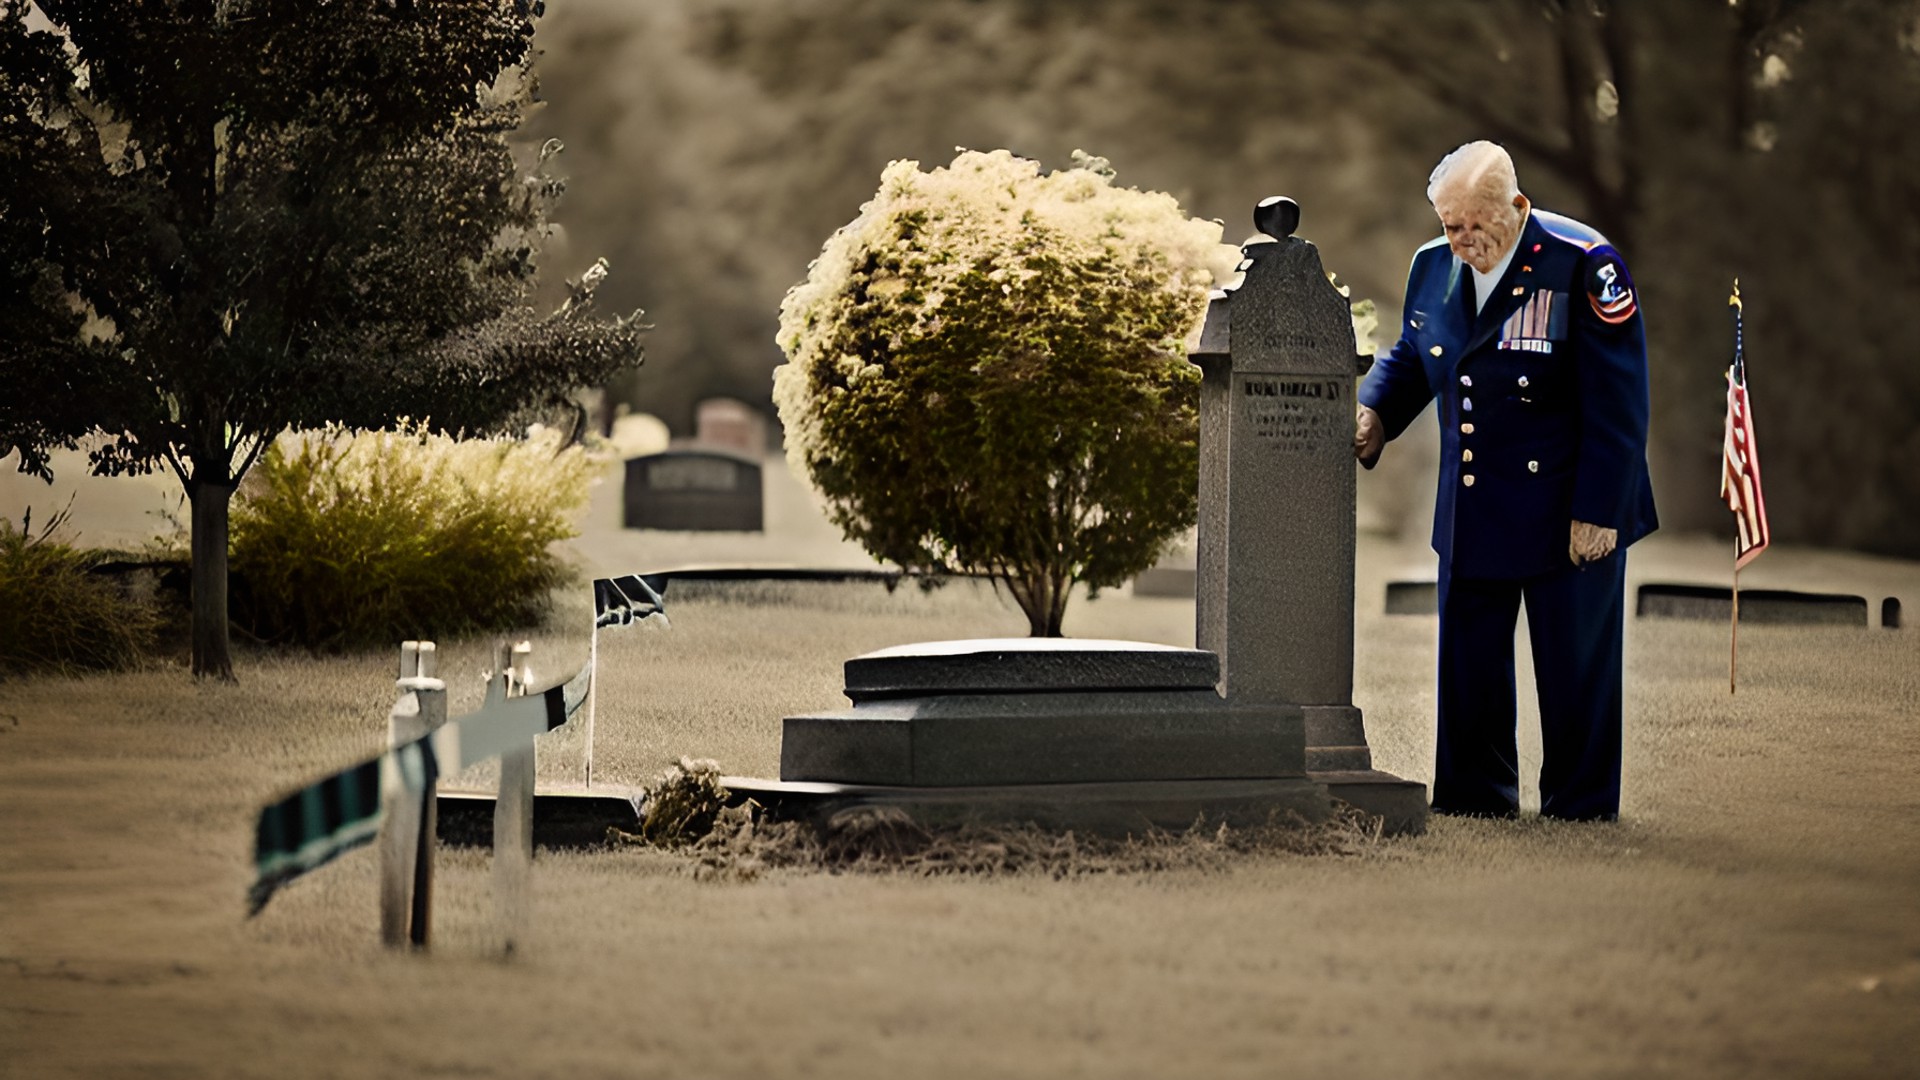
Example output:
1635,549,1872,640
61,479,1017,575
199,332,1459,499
622,449,764,532
692,396,770,456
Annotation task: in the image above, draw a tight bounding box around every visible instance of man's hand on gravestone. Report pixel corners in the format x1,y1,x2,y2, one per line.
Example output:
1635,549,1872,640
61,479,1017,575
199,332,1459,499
1354,405,1385,469
1569,520,1618,565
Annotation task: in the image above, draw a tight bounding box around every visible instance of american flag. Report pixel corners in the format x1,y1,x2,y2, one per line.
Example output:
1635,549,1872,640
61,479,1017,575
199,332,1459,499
1721,283,1770,569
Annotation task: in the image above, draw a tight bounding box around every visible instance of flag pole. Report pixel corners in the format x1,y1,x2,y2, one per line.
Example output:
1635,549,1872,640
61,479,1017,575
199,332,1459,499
1725,277,1746,696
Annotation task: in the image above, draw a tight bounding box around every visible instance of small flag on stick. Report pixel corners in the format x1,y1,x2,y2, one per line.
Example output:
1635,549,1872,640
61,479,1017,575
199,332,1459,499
1721,282,1770,570
1721,281,1770,694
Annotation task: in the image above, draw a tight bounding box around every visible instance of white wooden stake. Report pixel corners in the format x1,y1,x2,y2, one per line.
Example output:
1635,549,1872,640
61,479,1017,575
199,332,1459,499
583,625,597,788
493,640,535,956
379,690,423,948
381,641,447,949
381,643,424,947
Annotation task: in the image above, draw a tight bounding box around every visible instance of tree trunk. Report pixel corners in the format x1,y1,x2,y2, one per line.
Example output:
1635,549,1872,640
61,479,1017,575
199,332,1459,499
1600,0,1641,255
1011,571,1069,638
1046,569,1070,638
188,474,237,681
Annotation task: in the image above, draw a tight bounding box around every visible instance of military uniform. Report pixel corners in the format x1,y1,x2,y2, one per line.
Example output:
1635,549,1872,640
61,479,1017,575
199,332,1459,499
1360,208,1657,819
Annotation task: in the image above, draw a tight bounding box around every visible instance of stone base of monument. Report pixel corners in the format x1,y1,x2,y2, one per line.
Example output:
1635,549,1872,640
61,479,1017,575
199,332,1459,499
1303,705,1371,771
1309,770,1430,835
723,776,1331,834
774,639,1426,837
1300,705,1432,835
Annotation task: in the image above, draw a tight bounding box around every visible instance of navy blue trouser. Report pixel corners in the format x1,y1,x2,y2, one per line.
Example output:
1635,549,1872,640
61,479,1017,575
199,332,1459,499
1432,552,1626,820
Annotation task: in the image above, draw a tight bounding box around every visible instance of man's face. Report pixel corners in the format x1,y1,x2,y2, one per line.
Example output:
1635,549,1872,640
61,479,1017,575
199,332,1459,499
1434,187,1526,274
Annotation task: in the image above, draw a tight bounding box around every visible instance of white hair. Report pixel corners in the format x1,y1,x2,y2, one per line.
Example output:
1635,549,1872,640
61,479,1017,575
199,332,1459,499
1426,141,1521,208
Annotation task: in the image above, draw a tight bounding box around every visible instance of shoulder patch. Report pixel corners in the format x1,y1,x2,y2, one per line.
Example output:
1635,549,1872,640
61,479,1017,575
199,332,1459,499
1586,247,1637,324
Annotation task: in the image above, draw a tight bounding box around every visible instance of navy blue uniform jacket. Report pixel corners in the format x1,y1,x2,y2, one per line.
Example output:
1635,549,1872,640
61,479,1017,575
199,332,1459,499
1360,209,1658,580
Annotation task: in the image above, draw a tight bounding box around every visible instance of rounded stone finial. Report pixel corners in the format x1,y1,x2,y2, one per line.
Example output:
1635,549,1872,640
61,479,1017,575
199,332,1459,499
1254,196,1300,240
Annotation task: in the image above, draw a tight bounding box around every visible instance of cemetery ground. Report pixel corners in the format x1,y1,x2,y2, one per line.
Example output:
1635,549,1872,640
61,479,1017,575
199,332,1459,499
3,523,1917,1079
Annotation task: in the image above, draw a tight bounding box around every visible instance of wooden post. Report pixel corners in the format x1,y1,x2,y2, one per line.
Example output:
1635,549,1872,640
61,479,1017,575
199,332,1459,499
583,626,597,788
379,684,422,948
406,642,445,946
494,640,535,956
381,641,447,949
1731,540,1741,695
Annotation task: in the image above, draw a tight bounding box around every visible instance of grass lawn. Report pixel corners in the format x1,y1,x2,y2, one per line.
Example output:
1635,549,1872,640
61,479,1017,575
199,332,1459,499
3,545,1918,1078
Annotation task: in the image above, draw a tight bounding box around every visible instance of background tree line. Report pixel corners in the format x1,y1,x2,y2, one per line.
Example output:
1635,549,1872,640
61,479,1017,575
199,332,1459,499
525,0,1920,558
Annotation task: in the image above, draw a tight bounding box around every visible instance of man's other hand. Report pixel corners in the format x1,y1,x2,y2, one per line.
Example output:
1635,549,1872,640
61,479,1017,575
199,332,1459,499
1570,520,1618,565
1355,405,1385,468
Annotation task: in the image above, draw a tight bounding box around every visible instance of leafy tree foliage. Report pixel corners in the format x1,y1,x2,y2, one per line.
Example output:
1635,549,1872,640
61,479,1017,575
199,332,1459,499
775,150,1235,636
0,0,644,678
531,0,1920,557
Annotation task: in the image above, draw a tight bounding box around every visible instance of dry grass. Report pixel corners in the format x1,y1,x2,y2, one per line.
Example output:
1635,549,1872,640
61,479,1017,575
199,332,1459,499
0,507,162,677
650,802,1387,883
3,546,1919,1079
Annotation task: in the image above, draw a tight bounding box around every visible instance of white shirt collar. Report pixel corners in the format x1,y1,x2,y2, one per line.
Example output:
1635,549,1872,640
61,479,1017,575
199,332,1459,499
1467,212,1527,314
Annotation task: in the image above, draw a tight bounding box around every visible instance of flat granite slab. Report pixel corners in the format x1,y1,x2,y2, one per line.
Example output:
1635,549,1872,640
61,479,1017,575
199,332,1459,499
724,775,1332,837
1635,583,1870,626
844,638,1220,701
430,776,1427,844
783,693,1303,787
435,786,643,848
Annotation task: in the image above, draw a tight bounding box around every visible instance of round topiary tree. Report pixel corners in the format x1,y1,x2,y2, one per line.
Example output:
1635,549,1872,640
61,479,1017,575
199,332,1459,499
774,149,1238,636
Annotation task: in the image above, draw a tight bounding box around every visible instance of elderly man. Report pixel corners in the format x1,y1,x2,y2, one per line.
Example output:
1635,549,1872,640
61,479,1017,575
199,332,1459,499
1355,141,1657,821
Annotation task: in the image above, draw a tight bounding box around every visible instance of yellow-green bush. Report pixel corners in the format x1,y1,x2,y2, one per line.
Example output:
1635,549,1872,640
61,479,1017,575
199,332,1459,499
0,508,160,676
230,425,596,650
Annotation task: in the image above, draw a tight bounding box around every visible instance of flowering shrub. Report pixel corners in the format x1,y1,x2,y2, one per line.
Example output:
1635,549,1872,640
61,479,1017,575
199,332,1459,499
229,424,595,649
773,149,1238,635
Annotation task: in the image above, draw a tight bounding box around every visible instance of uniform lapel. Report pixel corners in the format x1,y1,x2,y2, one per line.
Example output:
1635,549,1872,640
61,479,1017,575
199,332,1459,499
1464,214,1541,354
1421,260,1478,389
1448,262,1478,363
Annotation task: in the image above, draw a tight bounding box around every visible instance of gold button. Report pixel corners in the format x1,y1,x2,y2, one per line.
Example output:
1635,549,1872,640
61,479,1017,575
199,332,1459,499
1511,286,1524,296
1461,423,1475,434
1527,460,1539,473
1462,449,1474,463
1463,474,1476,487
1430,345,1444,357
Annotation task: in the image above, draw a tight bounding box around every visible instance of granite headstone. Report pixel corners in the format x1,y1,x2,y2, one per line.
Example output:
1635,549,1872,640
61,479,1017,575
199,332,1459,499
623,449,763,532
1189,196,1370,772
693,397,769,456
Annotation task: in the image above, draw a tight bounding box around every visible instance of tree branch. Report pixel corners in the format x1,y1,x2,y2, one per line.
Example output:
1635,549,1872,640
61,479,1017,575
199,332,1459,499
1254,5,1598,199
162,443,191,488
1599,0,1642,234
